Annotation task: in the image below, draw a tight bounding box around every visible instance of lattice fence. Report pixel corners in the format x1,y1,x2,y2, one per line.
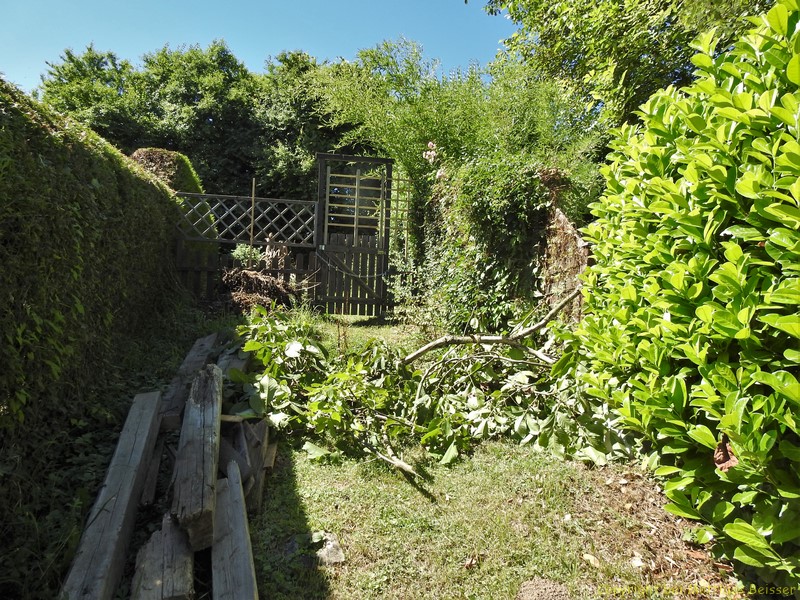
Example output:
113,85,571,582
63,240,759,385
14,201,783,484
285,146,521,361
176,193,316,247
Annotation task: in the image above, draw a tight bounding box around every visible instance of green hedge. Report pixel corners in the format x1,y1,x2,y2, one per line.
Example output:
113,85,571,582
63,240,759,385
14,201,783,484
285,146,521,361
558,0,800,588
0,79,177,428
417,153,554,332
130,147,204,194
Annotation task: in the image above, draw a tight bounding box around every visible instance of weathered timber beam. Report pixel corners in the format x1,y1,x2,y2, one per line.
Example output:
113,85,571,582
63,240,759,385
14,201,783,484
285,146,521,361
243,419,270,514
171,364,223,551
131,514,194,600
161,333,218,430
140,437,165,507
213,462,259,600
61,391,162,600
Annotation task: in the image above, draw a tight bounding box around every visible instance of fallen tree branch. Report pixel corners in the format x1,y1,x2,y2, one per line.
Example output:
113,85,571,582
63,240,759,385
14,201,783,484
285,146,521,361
401,286,582,366
361,437,419,478
508,287,583,340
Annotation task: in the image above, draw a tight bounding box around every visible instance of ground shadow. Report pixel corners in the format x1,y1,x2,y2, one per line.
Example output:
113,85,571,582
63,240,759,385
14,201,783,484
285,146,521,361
249,441,331,600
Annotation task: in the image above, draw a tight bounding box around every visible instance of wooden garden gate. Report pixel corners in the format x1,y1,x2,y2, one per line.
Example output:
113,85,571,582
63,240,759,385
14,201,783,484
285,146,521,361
314,153,393,316
174,153,401,317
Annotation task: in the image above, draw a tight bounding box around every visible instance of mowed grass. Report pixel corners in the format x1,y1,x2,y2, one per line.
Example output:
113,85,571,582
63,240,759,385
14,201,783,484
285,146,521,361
250,441,748,600
315,313,429,356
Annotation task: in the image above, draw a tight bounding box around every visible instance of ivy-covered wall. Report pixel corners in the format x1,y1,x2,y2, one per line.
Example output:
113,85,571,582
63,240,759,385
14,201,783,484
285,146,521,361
0,79,178,429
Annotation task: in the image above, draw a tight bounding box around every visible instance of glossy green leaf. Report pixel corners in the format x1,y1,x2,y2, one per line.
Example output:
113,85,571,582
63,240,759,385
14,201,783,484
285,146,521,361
772,515,800,544
724,520,775,551
654,465,683,477
713,501,735,521
733,545,769,567
767,3,790,35
750,370,800,403
688,425,718,449
760,313,800,338
788,54,800,86
664,502,703,520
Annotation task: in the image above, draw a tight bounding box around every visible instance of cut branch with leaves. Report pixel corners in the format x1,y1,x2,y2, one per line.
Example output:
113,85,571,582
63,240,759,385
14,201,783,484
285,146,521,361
401,286,582,365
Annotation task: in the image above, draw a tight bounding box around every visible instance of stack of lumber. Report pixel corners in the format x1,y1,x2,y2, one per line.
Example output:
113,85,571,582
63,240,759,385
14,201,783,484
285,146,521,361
61,335,278,600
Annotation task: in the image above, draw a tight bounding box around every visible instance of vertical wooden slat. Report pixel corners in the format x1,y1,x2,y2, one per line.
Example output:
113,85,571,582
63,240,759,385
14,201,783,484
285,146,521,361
345,235,353,315
333,246,341,315
375,235,384,317
357,235,366,315
363,236,371,315
347,244,355,317
206,248,217,299
344,234,352,315
367,236,377,317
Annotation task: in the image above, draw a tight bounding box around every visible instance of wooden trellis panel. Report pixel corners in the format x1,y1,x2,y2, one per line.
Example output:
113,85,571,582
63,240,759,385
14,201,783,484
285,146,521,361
172,155,407,315
176,193,316,247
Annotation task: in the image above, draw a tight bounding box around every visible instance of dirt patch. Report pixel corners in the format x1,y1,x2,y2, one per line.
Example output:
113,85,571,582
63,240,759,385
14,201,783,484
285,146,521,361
517,577,571,600
574,465,749,599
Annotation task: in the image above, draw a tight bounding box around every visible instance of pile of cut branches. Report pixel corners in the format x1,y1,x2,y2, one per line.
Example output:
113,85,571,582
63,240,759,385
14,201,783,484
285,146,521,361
221,268,298,312
229,290,605,475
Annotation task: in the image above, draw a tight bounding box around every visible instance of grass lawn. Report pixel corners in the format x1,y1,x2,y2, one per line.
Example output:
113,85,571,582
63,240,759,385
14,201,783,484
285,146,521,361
314,313,430,356
251,440,750,600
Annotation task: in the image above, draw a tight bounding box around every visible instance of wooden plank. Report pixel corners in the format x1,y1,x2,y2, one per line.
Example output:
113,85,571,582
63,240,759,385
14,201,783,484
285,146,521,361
365,242,376,317
131,514,194,600
219,434,252,481
347,244,356,316
205,247,218,299
161,333,219,430
232,421,254,494
140,437,165,507
346,235,355,313
314,246,328,311
360,238,369,315
308,252,318,291
374,238,384,317
62,392,162,600
190,247,201,297
171,365,223,551
329,234,340,314
213,462,259,600
242,420,267,464
264,442,278,470
315,297,383,307
244,420,271,514
232,422,250,466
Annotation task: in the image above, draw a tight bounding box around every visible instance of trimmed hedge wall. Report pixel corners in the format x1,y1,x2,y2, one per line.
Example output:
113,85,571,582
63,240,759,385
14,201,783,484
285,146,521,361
130,147,205,194
0,79,178,429
557,0,800,588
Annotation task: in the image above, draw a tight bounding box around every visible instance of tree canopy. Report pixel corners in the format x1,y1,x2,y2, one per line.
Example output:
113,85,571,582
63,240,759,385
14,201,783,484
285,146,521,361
484,0,773,123
39,42,352,195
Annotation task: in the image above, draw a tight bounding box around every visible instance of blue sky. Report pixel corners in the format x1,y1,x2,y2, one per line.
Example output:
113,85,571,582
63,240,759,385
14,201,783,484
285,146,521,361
0,0,516,92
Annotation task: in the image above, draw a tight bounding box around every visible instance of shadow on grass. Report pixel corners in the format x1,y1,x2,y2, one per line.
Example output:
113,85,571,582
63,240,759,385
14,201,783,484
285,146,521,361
250,442,331,600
